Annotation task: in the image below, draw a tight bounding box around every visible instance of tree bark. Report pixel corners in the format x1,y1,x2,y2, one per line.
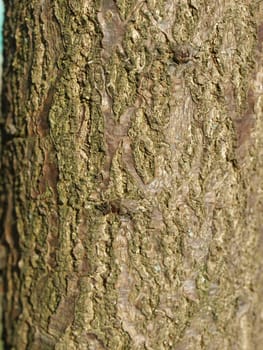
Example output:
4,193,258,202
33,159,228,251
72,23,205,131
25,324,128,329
1,0,263,349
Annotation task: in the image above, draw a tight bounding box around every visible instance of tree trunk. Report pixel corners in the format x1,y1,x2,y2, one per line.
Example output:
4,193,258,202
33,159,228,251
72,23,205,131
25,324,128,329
1,0,263,349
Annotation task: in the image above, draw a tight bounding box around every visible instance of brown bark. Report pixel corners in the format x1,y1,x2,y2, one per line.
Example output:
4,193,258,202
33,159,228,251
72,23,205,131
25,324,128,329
1,0,263,349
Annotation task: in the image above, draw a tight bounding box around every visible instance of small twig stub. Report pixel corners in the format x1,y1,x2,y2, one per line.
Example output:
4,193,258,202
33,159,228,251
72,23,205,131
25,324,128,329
171,44,199,64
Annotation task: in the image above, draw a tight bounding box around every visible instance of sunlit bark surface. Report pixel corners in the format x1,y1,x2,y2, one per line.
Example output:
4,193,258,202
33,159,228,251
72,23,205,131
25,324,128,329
1,0,263,349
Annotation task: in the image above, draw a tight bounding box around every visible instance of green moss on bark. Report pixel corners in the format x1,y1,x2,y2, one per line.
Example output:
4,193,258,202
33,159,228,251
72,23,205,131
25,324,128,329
1,0,263,349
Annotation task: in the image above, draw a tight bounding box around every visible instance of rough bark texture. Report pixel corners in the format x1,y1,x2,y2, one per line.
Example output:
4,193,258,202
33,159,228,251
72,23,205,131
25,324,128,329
1,0,263,349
